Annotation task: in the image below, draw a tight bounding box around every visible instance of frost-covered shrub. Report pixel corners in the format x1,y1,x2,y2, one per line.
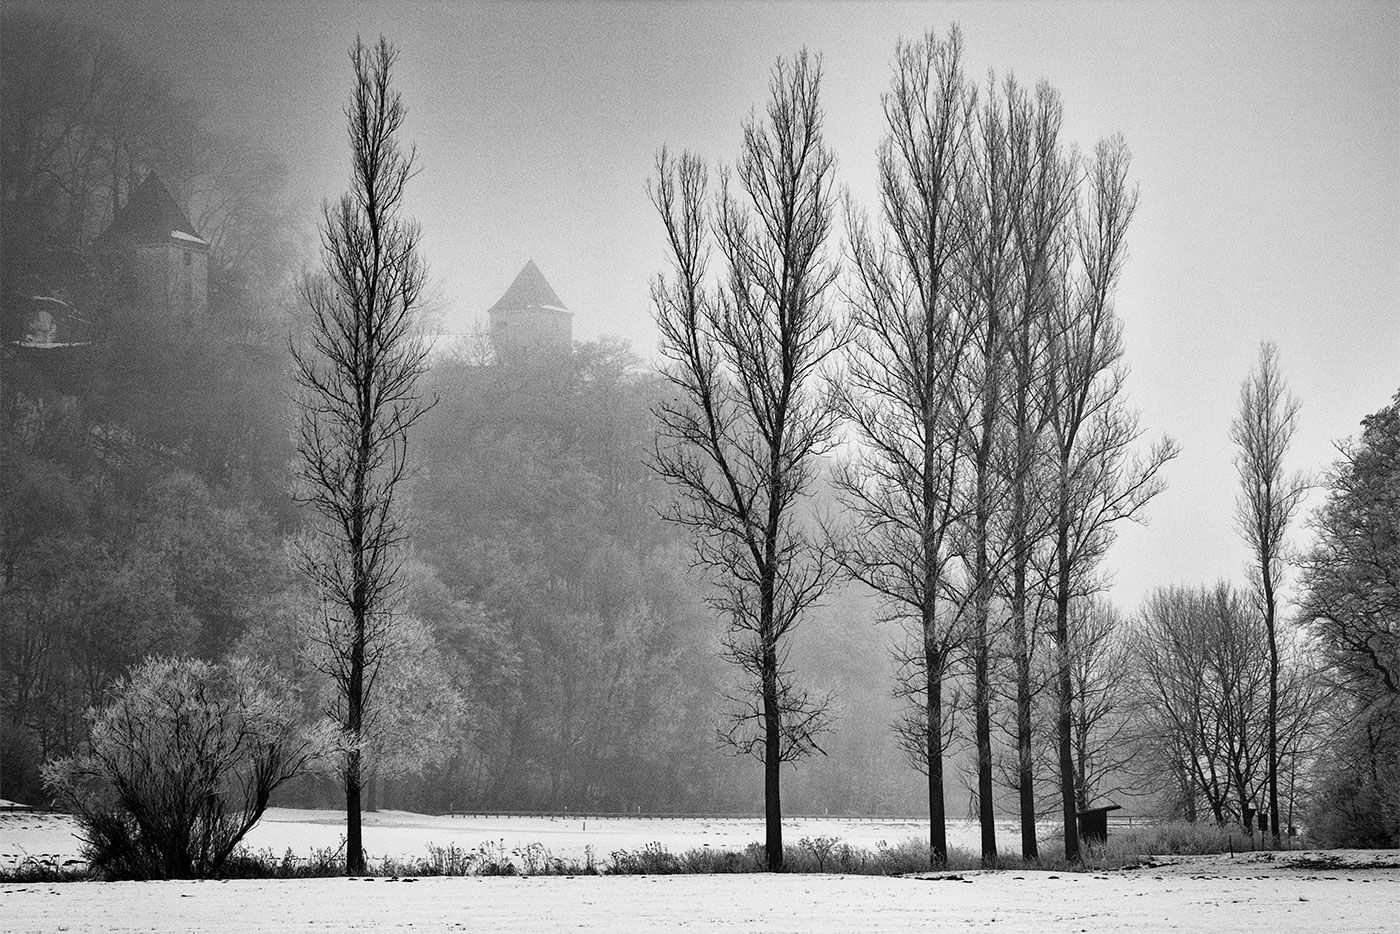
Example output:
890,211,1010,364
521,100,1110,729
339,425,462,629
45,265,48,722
871,837,933,874
1093,820,1253,857
1305,702,1400,848
796,835,841,871
609,841,683,874
471,839,517,875
422,843,475,876
677,846,760,873
43,656,331,879
1308,767,1400,848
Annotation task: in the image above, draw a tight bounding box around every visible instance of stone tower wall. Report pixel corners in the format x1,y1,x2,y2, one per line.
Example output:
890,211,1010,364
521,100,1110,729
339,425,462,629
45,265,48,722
489,306,572,364
129,242,209,322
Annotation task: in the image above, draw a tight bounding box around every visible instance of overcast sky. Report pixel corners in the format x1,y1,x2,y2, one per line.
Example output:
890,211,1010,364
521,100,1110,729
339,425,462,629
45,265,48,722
27,0,1400,611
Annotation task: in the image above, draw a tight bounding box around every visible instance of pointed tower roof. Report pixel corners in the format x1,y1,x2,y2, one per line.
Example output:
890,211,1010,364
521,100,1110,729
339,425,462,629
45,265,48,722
102,172,207,248
488,260,568,314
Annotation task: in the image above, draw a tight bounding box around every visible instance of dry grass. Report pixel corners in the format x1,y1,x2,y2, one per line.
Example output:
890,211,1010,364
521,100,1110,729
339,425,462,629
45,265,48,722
1,820,1301,881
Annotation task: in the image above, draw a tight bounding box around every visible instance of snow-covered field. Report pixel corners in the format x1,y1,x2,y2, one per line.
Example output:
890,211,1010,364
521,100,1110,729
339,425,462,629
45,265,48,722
3,857,1399,933
3,810,1398,932
0,808,1032,869
239,808,1016,865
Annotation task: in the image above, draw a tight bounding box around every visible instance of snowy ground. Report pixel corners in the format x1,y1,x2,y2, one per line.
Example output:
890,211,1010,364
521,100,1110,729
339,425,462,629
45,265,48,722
3,856,1399,933
3,810,1398,932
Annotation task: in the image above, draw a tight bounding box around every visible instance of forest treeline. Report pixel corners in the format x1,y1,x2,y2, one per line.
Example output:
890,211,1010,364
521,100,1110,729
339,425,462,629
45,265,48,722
2,11,1396,864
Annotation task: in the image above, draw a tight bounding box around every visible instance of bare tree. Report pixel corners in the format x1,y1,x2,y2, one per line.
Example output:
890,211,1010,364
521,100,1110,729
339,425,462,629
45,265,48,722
1128,583,1317,828
1065,597,1135,810
648,52,842,872
290,37,431,875
1231,340,1308,847
1131,584,1259,822
828,27,973,869
956,72,1018,868
1042,137,1177,861
1129,585,1211,820
996,77,1076,860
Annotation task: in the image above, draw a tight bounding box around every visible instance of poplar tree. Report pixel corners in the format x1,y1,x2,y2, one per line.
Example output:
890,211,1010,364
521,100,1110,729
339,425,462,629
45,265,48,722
1231,341,1307,847
830,27,973,868
290,36,431,875
650,51,841,872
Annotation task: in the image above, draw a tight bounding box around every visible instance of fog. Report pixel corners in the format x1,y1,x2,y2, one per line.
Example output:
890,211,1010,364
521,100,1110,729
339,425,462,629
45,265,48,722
2,1,1396,826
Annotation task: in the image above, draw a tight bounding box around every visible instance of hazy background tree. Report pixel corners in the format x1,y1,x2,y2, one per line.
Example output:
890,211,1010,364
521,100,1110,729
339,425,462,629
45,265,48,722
1231,340,1308,846
290,36,430,875
829,26,972,868
406,338,735,814
649,51,842,870
351,615,466,810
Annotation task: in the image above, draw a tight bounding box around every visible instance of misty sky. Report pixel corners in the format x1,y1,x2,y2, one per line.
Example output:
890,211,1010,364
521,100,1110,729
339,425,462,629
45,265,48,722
25,0,1400,611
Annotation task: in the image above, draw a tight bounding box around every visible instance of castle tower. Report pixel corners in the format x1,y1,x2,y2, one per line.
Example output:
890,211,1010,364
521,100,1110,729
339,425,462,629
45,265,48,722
100,172,210,325
487,260,572,365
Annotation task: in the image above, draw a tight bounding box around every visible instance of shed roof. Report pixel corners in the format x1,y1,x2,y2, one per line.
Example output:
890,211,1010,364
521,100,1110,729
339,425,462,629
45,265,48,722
102,172,207,248
488,260,568,314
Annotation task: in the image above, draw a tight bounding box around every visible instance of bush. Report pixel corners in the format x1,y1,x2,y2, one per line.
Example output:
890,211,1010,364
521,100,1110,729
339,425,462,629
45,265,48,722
677,845,762,873
1086,820,1265,859
608,841,684,874
1306,705,1400,848
1308,771,1400,848
43,656,330,879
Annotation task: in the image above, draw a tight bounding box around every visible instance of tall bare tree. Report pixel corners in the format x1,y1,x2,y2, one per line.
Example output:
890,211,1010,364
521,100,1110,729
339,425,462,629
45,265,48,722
290,37,431,875
997,77,1076,860
649,51,841,872
829,26,973,868
1043,137,1176,861
957,72,1020,867
1231,341,1308,847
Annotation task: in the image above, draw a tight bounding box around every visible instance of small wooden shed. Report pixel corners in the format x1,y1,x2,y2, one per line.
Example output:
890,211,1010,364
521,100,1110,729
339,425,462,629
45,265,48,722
1077,803,1123,845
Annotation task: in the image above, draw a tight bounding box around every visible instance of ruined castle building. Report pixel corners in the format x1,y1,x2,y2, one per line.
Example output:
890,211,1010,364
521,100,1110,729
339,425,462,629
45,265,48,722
487,260,573,365
99,172,210,324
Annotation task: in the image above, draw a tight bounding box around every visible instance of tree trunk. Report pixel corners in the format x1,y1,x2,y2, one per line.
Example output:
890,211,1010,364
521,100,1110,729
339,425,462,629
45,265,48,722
345,749,364,874
974,594,997,866
346,616,366,874
973,303,1000,868
1055,454,1080,863
921,297,948,869
762,637,783,872
1013,556,1038,860
926,651,948,868
1179,762,1197,822
1265,579,1281,848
